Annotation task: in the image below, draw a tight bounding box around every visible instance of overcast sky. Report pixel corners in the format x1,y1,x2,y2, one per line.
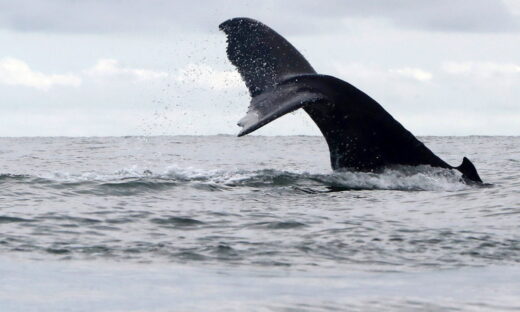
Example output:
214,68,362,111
1,0,519,136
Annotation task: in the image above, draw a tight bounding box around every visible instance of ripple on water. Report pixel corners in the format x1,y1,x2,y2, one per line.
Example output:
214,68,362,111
0,216,34,223
150,217,205,227
247,221,308,230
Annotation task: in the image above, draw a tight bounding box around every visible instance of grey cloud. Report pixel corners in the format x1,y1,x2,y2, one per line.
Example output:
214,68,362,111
0,0,518,35
0,0,197,33
372,0,518,33
280,0,519,33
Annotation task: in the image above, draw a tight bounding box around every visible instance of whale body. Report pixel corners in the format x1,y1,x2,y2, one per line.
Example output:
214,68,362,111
219,17,482,183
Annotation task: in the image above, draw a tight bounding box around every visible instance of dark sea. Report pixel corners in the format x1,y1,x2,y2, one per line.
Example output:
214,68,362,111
1,135,519,311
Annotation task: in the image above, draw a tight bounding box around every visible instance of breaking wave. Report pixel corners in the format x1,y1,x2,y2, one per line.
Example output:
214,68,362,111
2,164,473,193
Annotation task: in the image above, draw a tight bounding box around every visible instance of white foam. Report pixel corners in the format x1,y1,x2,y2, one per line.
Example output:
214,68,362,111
37,164,469,191
320,166,470,191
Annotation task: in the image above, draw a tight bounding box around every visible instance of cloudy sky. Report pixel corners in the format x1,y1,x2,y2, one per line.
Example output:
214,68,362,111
1,0,519,136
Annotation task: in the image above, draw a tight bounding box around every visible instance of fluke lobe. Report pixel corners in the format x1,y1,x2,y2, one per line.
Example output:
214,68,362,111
219,17,482,183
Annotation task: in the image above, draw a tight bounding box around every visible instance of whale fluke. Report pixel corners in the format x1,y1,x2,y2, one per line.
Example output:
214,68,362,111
219,17,483,183
219,17,316,96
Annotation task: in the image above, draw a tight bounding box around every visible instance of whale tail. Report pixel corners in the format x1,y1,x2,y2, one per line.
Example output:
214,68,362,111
456,157,482,183
219,17,483,183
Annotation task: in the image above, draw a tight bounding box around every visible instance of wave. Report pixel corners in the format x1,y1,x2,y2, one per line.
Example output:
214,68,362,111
1,164,472,192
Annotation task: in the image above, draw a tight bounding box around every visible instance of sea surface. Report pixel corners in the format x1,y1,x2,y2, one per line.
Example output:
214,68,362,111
0,135,519,311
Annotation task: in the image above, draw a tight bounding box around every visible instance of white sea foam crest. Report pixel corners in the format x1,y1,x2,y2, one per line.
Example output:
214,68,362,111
42,166,151,183
321,166,469,191
40,164,470,191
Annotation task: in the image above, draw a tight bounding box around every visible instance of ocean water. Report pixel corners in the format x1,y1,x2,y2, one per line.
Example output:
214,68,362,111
0,135,519,311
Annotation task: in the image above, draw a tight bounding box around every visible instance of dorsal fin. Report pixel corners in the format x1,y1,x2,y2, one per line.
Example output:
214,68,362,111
219,17,316,96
